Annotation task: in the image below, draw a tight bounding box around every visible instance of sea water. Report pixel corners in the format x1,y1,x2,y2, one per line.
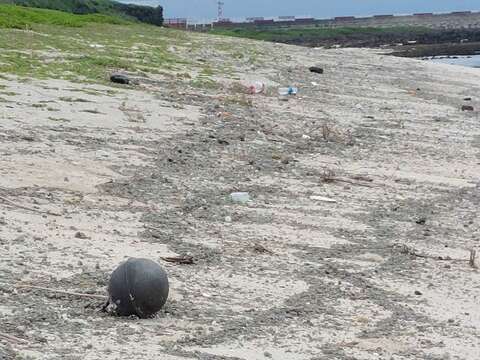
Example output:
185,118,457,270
426,54,480,68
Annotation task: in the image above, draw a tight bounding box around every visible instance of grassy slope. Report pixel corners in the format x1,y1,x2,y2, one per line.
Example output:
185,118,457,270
0,4,128,27
0,0,164,25
0,0,115,13
0,4,194,83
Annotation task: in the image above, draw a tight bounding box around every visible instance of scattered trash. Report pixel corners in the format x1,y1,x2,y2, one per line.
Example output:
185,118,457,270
302,134,311,140
462,105,474,111
311,81,319,86
110,73,130,85
309,195,337,203
230,192,250,204
248,81,265,94
161,255,195,265
225,216,232,223
278,87,298,96
107,258,169,318
309,66,324,74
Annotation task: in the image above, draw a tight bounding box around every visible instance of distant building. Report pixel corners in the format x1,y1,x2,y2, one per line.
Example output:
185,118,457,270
164,18,187,29
334,16,356,21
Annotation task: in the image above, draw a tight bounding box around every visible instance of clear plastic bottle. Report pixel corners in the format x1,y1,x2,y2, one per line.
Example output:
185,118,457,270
278,86,298,96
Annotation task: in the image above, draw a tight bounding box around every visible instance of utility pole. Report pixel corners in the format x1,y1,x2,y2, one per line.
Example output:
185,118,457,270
217,1,224,21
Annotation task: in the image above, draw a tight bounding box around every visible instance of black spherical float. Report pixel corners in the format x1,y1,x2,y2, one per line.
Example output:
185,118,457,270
108,258,169,318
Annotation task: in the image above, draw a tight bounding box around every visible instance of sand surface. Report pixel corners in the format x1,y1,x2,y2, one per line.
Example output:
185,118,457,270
0,31,479,360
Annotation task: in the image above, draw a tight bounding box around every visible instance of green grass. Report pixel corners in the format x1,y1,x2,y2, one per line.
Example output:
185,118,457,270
0,5,190,83
0,4,128,28
0,0,163,26
210,26,432,42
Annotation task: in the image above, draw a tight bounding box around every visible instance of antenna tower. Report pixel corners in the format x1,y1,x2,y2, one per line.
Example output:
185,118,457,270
217,1,224,20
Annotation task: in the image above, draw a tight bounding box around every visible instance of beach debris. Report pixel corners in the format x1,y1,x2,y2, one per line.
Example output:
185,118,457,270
107,258,169,318
110,73,130,85
309,66,324,74
278,87,298,96
230,192,250,204
309,195,337,203
464,97,472,101
161,255,195,265
248,81,265,94
461,105,474,111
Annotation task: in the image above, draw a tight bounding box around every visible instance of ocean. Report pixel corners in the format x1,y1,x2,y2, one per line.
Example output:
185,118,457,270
427,54,480,69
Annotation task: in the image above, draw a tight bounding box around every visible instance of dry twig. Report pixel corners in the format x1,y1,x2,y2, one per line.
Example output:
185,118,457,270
161,255,195,265
469,249,478,269
0,332,29,344
253,243,275,255
0,195,61,216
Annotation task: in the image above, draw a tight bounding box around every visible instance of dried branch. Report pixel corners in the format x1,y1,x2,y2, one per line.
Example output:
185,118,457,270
0,332,29,344
0,195,61,216
469,249,478,269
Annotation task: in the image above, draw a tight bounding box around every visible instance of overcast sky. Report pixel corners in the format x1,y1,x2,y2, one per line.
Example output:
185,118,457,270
122,0,480,21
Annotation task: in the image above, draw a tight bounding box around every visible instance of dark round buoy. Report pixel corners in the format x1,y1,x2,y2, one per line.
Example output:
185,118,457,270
108,258,169,318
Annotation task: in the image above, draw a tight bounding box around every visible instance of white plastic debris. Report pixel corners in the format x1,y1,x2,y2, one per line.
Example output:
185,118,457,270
230,192,250,204
309,195,337,203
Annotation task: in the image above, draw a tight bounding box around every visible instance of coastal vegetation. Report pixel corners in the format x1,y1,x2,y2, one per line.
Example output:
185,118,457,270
0,0,163,25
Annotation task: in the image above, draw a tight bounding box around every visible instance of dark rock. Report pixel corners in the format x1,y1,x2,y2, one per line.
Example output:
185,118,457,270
414,290,422,296
110,74,130,85
108,258,169,318
415,217,427,225
462,105,474,111
309,66,324,74
74,231,89,239
464,97,472,101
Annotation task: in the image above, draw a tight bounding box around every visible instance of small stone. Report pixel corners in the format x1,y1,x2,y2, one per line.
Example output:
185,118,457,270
264,351,272,358
462,105,474,111
415,217,426,225
414,290,422,296
75,231,89,239
110,73,130,85
309,66,324,74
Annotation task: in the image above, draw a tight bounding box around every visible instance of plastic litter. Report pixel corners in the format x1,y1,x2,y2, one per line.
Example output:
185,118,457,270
309,195,337,203
230,192,250,203
248,81,265,94
278,87,298,96
108,258,169,318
